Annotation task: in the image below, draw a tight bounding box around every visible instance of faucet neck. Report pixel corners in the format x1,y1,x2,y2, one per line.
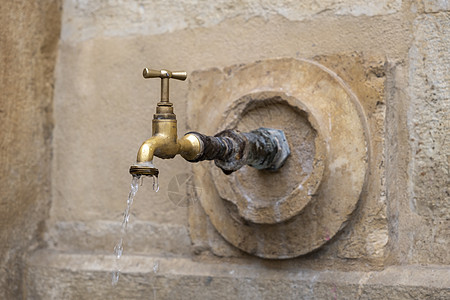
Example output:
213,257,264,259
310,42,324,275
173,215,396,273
155,78,175,120
160,77,170,102
154,104,175,120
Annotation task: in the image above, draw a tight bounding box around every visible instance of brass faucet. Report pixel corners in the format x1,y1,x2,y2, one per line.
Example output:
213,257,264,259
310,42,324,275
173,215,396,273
129,68,202,177
130,68,290,177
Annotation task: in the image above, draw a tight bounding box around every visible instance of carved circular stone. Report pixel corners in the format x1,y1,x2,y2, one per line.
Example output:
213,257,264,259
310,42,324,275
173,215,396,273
190,58,368,258
211,94,326,224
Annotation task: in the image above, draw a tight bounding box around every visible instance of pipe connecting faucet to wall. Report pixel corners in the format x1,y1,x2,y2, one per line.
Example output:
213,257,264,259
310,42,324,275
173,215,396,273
129,68,290,177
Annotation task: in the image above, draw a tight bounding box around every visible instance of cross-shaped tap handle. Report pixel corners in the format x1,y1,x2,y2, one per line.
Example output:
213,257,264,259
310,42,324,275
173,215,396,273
143,68,187,80
143,68,187,103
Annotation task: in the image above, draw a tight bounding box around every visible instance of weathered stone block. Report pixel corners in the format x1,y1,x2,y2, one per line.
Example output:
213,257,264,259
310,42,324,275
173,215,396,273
25,250,450,300
408,12,450,264
0,1,61,298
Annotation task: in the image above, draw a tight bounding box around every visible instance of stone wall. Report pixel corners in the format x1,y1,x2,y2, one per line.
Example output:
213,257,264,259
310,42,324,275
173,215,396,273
48,0,412,256
2,0,448,298
0,1,61,298
48,0,449,264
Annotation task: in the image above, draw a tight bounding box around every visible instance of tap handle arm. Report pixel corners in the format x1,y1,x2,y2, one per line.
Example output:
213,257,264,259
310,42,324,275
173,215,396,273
143,68,187,81
143,67,187,103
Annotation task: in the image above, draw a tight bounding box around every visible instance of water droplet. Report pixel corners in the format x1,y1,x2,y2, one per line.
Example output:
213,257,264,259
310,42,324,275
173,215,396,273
112,270,120,286
114,239,123,259
153,260,160,274
153,176,160,192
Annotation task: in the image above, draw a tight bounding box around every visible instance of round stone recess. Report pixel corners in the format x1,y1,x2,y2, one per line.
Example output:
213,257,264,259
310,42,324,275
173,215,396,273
191,58,369,258
211,93,326,225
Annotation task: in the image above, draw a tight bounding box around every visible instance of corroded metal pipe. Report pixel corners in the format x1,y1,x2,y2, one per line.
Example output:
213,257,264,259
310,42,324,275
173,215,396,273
187,128,290,174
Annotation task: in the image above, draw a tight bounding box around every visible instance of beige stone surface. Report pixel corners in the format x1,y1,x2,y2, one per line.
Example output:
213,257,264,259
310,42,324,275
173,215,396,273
44,220,191,256
416,0,450,12
61,0,402,42
48,5,412,258
188,54,389,266
313,54,390,264
407,12,450,264
0,1,61,298
25,249,450,300
0,0,443,297
211,93,326,225
187,58,369,258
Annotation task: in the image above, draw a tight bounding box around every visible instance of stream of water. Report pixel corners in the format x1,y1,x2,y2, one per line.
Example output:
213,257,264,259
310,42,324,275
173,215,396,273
112,174,159,286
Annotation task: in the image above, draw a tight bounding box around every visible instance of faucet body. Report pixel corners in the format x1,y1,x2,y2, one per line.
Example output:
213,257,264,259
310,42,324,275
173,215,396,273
136,119,201,162
130,68,290,177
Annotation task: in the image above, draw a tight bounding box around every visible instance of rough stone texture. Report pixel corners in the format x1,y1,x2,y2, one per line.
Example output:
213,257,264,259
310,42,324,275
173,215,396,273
44,220,191,256
25,250,450,300
408,12,450,264
188,55,388,266
212,95,327,225
48,5,413,259
10,0,447,298
313,54,390,264
0,1,61,298
187,58,369,259
62,0,402,42
416,0,450,12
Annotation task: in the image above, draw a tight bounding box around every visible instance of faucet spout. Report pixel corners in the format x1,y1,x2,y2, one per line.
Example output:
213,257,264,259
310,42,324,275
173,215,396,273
136,135,164,163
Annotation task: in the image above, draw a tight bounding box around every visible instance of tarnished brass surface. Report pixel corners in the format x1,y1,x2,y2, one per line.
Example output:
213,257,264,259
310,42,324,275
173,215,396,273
143,68,187,80
143,68,187,103
134,68,202,165
178,133,202,161
136,135,166,162
136,131,203,163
